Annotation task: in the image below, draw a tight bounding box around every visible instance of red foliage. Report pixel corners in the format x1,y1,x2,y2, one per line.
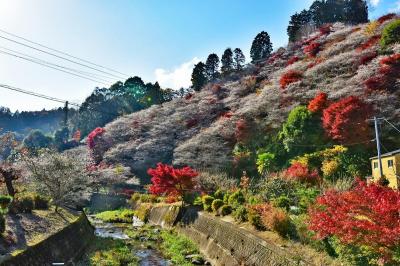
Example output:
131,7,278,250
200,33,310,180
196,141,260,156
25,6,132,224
148,163,198,199
87,127,105,149
359,51,378,65
318,24,332,35
308,92,328,113
287,56,299,66
365,54,400,92
279,70,303,89
304,42,321,57
322,96,372,143
301,35,319,46
377,13,397,24
357,35,381,52
284,162,321,185
235,119,251,142
351,27,361,33
309,180,400,261
186,118,198,128
211,84,222,94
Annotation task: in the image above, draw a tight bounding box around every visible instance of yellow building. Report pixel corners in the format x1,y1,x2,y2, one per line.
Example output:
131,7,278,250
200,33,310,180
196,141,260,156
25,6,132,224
370,149,400,189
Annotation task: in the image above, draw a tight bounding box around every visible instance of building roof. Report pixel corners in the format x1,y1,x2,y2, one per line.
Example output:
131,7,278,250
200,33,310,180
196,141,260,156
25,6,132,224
370,149,400,160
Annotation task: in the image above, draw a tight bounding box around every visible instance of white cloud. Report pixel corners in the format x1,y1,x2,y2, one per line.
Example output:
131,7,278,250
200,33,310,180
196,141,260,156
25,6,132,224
155,57,200,89
369,0,381,7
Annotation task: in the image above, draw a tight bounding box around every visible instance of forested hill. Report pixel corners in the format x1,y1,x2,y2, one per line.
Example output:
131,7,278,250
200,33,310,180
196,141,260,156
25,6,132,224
88,14,400,182
0,107,69,136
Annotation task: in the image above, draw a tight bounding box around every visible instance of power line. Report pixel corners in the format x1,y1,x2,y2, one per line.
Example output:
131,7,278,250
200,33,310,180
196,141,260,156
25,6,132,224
0,34,126,80
0,83,121,117
383,118,400,135
0,48,112,85
0,28,128,77
0,46,115,82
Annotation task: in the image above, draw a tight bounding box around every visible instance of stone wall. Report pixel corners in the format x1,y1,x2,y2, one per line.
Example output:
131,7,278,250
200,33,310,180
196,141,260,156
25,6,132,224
146,205,306,266
0,213,94,266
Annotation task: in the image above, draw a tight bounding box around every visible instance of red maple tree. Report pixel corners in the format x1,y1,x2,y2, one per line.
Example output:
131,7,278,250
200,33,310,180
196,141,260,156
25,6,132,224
148,163,198,202
284,162,321,185
308,92,328,113
322,96,372,143
309,180,400,262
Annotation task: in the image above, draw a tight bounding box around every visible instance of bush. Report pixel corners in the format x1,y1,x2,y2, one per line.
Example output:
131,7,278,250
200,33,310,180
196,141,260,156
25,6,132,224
272,195,291,211
213,189,224,200
233,206,248,222
0,215,4,233
279,70,302,89
220,205,232,216
262,207,291,237
130,193,141,203
284,163,321,186
211,199,224,213
307,92,328,113
140,194,159,203
32,193,49,210
9,194,34,214
381,19,400,48
377,13,397,24
228,190,245,208
248,210,265,230
0,195,12,209
262,178,294,201
247,195,263,205
202,195,214,212
304,42,321,57
134,204,152,222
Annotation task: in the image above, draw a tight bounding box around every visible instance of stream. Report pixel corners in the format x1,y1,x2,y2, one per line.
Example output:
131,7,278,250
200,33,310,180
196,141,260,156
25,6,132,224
87,215,171,266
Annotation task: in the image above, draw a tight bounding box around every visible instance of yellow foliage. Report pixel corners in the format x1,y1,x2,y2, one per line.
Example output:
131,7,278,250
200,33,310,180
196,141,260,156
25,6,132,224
322,160,340,177
364,21,379,36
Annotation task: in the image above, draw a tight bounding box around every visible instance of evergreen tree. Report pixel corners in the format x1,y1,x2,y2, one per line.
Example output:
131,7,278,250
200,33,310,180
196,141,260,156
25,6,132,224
221,48,234,76
287,10,313,43
344,0,368,24
233,48,245,71
250,31,273,62
191,62,207,91
205,53,220,80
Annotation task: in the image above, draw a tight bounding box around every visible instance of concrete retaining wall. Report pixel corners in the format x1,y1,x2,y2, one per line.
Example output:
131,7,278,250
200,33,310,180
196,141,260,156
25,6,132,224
146,205,305,266
0,213,94,266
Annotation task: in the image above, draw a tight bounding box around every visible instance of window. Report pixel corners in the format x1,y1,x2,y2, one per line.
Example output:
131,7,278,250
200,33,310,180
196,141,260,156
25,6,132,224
388,160,394,168
373,162,378,169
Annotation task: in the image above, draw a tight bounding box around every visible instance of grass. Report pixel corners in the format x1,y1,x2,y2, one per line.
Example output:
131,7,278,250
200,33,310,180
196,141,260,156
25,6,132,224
78,237,139,266
160,229,199,266
95,209,135,223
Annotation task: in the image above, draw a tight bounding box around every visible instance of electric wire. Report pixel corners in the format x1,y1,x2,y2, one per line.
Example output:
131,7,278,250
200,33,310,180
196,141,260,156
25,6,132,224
0,28,128,77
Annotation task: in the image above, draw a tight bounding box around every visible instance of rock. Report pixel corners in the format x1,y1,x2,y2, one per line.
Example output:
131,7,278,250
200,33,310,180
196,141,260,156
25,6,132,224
204,261,211,265
185,254,205,265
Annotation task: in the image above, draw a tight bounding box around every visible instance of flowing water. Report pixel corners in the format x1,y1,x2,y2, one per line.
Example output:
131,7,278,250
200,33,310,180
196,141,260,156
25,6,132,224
87,215,171,266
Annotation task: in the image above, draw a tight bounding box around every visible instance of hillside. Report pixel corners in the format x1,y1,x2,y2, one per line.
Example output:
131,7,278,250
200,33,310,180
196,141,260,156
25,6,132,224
95,18,400,182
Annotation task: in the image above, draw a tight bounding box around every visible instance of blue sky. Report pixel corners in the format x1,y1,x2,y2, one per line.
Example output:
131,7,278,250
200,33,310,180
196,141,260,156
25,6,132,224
0,0,398,111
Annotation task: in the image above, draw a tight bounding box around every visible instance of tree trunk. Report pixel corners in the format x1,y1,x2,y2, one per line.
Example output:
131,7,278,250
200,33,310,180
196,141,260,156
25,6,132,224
4,176,15,196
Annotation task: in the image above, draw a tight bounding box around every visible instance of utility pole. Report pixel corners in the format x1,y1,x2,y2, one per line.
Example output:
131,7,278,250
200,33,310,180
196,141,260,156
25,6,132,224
64,101,69,127
374,116,384,178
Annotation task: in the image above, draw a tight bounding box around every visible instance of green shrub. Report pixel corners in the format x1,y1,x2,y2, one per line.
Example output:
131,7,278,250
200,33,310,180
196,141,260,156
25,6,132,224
233,206,248,222
248,210,265,230
0,215,5,233
381,19,400,47
294,186,319,213
202,195,214,212
211,199,224,213
213,189,224,200
272,195,291,211
193,196,203,206
0,195,12,209
228,190,245,208
223,192,231,204
95,209,136,223
220,205,232,216
247,194,263,205
133,204,152,222
9,194,34,214
140,194,159,203
160,229,199,266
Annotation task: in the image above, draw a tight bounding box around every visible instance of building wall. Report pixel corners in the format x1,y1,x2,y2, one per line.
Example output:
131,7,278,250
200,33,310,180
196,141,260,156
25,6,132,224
371,155,399,189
